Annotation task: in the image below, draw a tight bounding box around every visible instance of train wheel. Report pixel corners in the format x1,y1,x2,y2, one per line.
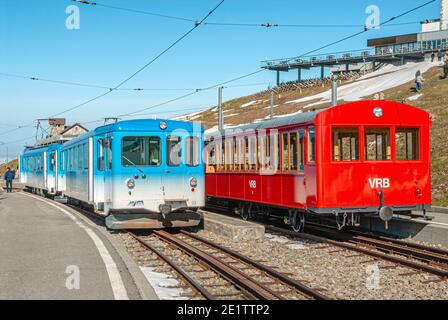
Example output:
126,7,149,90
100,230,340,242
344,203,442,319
241,204,251,221
291,212,305,233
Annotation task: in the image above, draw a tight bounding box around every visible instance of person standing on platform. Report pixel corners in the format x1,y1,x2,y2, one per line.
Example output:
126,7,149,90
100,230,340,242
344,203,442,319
4,167,15,193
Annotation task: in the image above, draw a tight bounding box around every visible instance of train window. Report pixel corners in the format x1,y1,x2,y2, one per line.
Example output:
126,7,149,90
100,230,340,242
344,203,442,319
74,147,79,171
396,128,419,161
84,144,89,170
218,139,225,171
233,136,239,171
106,138,113,170
244,136,249,171
49,153,56,172
167,136,182,166
259,134,268,170
281,132,300,172
236,137,244,171
282,133,289,171
248,136,257,171
225,138,233,171
308,127,316,163
290,132,298,171
122,137,161,166
78,146,82,170
365,128,391,161
299,130,305,171
185,137,200,167
98,140,105,171
206,140,216,173
332,128,359,161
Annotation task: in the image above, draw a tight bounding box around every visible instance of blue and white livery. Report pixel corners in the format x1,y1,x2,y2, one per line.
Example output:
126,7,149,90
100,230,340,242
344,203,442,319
20,119,205,230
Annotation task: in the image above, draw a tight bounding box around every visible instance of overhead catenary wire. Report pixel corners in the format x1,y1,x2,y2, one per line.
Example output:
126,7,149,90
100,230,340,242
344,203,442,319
46,0,226,119
2,0,435,146
72,0,422,29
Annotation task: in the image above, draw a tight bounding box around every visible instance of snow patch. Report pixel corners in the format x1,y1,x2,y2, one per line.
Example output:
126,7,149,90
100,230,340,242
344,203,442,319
240,100,257,108
285,61,436,107
285,243,307,250
407,93,423,101
224,113,239,118
140,267,187,300
265,233,290,244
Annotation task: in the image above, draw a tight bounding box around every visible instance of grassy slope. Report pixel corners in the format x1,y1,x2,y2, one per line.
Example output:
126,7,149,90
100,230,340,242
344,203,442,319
186,66,448,206
374,66,448,206
0,159,18,176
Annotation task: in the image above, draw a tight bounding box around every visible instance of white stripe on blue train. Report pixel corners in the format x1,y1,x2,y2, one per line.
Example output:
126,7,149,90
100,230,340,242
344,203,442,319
20,119,205,229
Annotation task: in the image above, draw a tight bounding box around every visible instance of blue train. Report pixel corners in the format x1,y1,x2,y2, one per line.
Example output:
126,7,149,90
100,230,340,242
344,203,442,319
20,119,205,229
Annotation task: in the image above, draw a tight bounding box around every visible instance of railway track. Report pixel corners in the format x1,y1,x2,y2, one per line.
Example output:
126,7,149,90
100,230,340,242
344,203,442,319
203,206,448,279
130,230,331,300
307,223,448,270
266,224,448,280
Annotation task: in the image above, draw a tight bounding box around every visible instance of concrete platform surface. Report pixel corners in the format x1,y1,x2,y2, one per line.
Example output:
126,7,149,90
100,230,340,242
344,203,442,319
0,192,154,300
361,210,448,247
201,210,265,241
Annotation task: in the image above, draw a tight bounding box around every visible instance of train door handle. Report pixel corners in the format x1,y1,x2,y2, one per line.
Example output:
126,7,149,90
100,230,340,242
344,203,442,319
165,169,170,173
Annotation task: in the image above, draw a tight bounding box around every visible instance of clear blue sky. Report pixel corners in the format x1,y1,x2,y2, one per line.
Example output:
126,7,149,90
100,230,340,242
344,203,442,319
0,0,440,157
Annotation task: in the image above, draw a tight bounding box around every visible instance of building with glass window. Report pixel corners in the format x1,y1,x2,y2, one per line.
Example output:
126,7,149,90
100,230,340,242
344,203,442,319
367,0,448,62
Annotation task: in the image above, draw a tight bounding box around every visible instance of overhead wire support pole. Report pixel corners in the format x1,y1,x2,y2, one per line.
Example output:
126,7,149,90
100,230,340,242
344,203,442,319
218,86,224,132
332,75,338,107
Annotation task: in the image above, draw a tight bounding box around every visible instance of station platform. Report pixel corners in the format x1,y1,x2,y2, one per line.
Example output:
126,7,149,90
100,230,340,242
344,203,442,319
200,210,265,241
360,208,448,246
0,191,157,300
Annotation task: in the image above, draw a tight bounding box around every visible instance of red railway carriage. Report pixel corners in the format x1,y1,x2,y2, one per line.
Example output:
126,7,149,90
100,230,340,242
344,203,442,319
204,100,431,231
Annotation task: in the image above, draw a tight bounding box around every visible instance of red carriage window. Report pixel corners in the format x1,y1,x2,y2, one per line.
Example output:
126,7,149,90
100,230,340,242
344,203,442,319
365,128,391,161
225,138,233,171
282,133,289,171
248,136,257,171
205,140,216,173
290,132,298,171
281,131,300,172
396,128,419,161
299,130,305,171
332,128,359,161
308,127,316,163
232,136,238,171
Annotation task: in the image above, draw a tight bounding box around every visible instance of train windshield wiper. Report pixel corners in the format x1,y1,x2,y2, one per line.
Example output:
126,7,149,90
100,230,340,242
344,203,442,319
122,155,145,174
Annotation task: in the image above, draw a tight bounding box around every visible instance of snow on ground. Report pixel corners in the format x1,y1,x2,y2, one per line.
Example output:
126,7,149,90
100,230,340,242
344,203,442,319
171,109,204,121
140,267,187,300
224,113,239,118
240,100,257,108
286,61,436,109
407,93,423,101
265,233,307,250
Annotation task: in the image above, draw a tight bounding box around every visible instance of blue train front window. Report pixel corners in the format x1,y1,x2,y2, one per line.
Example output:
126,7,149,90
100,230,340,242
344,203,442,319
122,137,161,167
186,137,200,167
167,136,182,166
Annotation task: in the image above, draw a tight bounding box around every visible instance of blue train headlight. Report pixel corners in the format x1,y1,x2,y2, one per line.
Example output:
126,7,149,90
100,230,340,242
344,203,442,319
189,178,198,188
126,178,136,189
159,121,167,130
